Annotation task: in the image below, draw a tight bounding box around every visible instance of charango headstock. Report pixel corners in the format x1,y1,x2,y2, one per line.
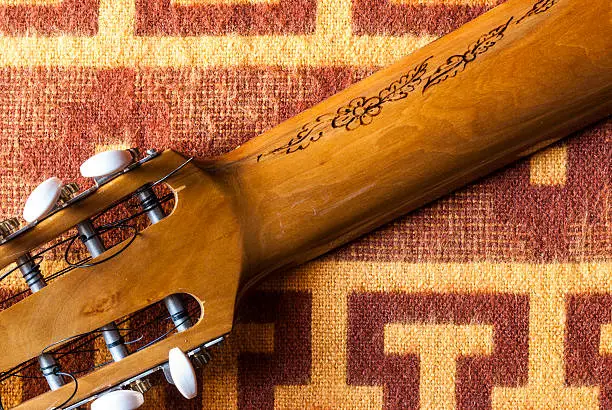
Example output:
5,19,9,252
0,149,243,409
0,0,610,407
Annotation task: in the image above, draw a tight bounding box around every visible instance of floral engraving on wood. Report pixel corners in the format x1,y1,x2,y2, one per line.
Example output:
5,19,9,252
516,0,558,24
257,0,559,162
257,58,430,161
422,17,513,93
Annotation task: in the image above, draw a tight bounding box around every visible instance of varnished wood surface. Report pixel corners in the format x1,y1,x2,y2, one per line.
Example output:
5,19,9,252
1,152,243,409
1,0,610,407
224,0,612,293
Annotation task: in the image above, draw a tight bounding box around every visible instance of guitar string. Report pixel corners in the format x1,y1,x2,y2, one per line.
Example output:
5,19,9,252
0,192,175,305
0,304,200,410
0,160,193,408
0,290,171,382
0,261,174,383
0,307,199,410
51,313,196,410
51,372,77,410
0,155,190,294
3,312,145,380
0,272,196,405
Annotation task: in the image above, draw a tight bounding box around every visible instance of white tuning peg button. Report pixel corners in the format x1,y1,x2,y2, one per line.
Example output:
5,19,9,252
23,177,63,223
168,347,198,399
80,150,133,178
91,390,144,410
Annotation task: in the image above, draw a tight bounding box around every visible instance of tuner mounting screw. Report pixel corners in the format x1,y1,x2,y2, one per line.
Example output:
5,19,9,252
0,218,19,240
129,378,152,394
59,183,80,203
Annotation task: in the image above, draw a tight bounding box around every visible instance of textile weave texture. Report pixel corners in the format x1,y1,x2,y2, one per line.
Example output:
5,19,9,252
0,0,610,408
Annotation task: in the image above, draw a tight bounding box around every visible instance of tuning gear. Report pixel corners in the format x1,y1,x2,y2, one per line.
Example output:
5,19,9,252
82,149,196,334
168,348,198,400
23,177,136,390
21,179,70,389
0,218,65,390
136,184,194,332
0,216,64,390
0,218,19,239
0,151,222,408
136,182,220,372
59,182,80,203
58,181,131,361
75,219,131,362
129,378,153,395
79,149,134,179
190,346,212,368
22,177,63,223
90,389,144,410
139,188,193,332
162,294,192,333
17,253,46,294
37,354,64,391
77,154,155,395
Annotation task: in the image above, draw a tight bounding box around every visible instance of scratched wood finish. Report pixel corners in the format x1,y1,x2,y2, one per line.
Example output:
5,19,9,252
1,0,610,407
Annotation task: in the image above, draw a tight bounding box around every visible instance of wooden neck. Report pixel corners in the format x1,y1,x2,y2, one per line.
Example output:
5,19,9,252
200,0,612,293
2,1,610,408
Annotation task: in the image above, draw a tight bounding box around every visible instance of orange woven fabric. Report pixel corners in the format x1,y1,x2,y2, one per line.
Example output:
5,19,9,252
0,0,610,408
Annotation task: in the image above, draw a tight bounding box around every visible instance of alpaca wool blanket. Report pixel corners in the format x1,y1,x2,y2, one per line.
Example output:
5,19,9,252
0,0,610,408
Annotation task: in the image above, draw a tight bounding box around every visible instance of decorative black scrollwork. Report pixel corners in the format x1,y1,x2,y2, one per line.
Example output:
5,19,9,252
257,57,431,161
422,16,514,93
257,0,560,162
516,0,558,24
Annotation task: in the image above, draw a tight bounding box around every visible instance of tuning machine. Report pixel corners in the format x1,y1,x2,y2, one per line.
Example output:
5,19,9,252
79,149,196,330
17,163,151,399
76,153,154,396
0,218,19,240
162,344,212,383
5,148,209,408
0,219,60,393
59,182,80,204
80,148,138,183
81,147,215,404
90,342,213,409
21,178,81,224
167,348,198,399
191,345,213,368
22,177,63,223
3,181,76,391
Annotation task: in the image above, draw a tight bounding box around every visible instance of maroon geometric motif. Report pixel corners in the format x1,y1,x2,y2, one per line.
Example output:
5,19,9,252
135,0,317,36
566,294,612,409
489,122,612,262
0,0,98,35
352,1,499,36
348,293,529,409
236,291,311,409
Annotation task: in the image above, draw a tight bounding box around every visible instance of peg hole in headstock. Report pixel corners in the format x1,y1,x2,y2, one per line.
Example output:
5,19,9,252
0,183,176,314
0,292,201,408
0,151,239,408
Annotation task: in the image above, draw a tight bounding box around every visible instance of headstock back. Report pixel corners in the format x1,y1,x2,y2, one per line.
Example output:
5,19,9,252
0,149,243,409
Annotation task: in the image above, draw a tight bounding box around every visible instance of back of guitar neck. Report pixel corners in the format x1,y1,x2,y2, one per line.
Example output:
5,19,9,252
203,0,612,290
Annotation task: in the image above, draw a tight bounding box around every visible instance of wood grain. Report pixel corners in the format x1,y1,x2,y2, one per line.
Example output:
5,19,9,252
224,0,612,294
1,0,610,407
1,152,243,409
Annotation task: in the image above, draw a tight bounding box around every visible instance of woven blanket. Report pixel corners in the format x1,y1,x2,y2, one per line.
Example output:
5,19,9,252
0,0,610,408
